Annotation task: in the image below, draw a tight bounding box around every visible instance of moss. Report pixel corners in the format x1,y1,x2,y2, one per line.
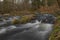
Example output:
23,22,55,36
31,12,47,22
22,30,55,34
49,13,60,40
20,16,31,24
49,25,60,40
11,19,20,24
20,15,35,24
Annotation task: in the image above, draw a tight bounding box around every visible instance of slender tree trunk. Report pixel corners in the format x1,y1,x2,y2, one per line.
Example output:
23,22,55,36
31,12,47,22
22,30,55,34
45,0,48,7
57,0,60,8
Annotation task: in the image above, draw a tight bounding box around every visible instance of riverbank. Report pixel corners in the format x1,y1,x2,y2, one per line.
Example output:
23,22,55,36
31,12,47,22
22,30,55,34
49,14,60,40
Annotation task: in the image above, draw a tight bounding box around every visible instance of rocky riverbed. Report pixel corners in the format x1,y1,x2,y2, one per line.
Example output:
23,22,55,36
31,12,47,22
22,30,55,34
0,14,56,40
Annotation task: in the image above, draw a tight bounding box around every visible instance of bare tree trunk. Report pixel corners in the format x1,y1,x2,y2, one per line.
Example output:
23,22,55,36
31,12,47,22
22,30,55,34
23,0,29,10
45,0,48,7
57,0,60,8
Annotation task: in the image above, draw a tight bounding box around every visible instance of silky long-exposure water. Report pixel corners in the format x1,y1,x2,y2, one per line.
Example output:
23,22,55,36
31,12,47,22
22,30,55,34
0,14,56,40
0,20,53,40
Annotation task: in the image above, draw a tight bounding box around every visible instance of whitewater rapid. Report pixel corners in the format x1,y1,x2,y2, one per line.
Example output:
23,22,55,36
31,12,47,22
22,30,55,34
0,20,53,40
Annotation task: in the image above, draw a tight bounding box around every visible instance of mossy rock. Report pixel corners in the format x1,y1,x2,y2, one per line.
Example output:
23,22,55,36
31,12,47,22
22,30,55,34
11,19,20,24
20,15,35,24
20,16,31,24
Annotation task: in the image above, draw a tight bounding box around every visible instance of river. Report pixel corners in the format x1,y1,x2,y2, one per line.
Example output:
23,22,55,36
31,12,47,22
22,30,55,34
0,20,53,40
0,14,56,40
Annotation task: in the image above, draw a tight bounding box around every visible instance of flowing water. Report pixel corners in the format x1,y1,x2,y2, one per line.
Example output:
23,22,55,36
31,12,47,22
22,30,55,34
0,20,53,40
0,14,56,40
